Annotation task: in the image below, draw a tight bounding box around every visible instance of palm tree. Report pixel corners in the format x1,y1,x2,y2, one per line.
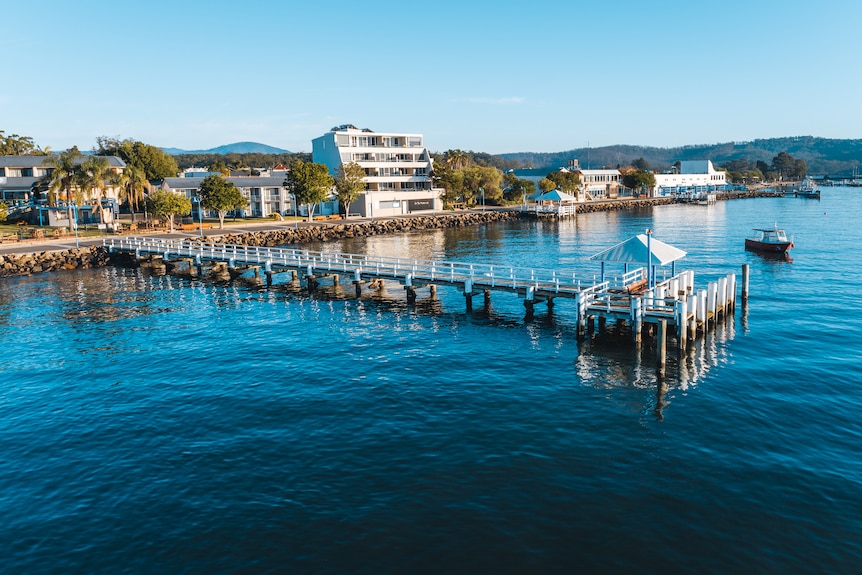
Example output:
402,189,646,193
112,164,149,223
43,148,82,226
445,149,469,170
77,156,112,224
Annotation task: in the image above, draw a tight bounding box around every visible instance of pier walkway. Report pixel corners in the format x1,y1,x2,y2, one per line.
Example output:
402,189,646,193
103,237,739,363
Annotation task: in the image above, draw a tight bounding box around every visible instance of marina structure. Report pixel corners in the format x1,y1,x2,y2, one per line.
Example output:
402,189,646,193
652,160,728,197
312,125,442,218
104,236,741,370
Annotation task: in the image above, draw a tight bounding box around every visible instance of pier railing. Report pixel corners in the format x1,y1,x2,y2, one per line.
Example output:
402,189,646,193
103,237,594,297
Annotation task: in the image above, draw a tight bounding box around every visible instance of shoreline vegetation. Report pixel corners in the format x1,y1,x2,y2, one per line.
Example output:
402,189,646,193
0,191,782,278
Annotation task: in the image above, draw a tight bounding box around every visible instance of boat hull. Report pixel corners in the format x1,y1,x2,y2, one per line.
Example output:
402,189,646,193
745,238,792,253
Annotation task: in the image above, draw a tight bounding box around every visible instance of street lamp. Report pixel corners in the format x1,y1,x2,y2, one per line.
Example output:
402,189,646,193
72,202,79,248
192,196,203,238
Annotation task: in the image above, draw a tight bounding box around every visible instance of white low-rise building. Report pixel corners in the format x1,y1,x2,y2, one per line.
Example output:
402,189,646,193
653,160,728,196
312,124,441,217
574,168,621,199
161,176,297,218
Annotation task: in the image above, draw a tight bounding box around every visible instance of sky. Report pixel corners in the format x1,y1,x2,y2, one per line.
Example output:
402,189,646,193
3,0,861,155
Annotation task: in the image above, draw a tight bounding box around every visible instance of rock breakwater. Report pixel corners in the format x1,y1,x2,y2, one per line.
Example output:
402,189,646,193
206,210,524,247
0,247,110,277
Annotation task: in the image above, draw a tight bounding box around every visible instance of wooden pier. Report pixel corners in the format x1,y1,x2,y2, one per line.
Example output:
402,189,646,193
104,237,739,367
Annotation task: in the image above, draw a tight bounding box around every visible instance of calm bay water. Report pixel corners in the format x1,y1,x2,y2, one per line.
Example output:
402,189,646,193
2,191,861,574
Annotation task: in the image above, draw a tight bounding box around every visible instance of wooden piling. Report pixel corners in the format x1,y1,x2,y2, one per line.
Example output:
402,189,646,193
741,264,749,306
657,319,667,374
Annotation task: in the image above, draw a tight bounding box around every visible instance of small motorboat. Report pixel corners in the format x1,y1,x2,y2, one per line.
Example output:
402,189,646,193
745,225,794,253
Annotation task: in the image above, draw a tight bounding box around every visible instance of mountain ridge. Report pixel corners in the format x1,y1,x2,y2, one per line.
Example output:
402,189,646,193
162,141,291,155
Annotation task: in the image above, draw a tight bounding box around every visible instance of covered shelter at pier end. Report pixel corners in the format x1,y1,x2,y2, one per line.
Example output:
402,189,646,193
589,231,687,288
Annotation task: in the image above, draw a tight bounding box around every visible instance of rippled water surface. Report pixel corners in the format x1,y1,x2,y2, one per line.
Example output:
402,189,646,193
2,191,861,574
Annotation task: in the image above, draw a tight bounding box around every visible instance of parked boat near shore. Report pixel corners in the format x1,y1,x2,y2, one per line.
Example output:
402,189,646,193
794,178,820,198
745,225,794,253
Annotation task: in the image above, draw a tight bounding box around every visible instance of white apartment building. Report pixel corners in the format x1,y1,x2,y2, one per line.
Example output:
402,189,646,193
312,124,441,217
653,160,728,196
161,176,295,218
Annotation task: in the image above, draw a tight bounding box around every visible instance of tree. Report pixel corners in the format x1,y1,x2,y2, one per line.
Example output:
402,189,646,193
622,170,656,195
444,149,470,170
44,148,83,224
209,159,230,176
95,136,178,180
0,131,38,155
631,157,651,171
0,201,7,223
112,164,150,223
334,162,366,216
545,170,580,194
284,160,334,221
503,172,536,204
538,177,556,193
146,190,191,232
198,175,248,229
462,165,502,205
431,162,465,208
77,156,112,223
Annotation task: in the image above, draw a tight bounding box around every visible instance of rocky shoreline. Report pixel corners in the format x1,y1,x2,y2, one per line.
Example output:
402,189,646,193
0,192,784,277
0,247,110,278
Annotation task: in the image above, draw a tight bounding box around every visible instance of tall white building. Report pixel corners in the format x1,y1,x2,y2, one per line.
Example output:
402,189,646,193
312,124,441,217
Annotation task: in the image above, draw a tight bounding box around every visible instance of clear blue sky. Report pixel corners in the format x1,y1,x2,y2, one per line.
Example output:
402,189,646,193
4,0,860,154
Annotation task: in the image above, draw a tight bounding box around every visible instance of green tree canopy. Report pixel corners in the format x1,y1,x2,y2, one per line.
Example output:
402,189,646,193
545,170,580,193
146,189,191,232
198,174,248,229
462,165,503,205
284,160,334,221
538,177,556,193
112,164,150,221
631,157,651,171
77,156,112,223
0,201,7,223
431,162,465,208
622,170,656,194
43,148,83,223
334,162,366,216
502,172,536,204
95,136,179,180
0,131,41,155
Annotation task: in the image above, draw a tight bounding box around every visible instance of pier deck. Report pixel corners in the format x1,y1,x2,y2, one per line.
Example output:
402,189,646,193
103,237,738,358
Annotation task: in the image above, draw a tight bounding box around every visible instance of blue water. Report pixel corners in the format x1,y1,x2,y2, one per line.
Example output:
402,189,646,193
2,191,861,574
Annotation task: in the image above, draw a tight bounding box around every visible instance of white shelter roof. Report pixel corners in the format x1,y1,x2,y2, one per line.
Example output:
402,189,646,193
589,234,687,266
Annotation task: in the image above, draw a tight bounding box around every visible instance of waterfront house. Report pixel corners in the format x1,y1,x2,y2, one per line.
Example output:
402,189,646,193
1,155,125,226
572,168,621,200
312,125,442,217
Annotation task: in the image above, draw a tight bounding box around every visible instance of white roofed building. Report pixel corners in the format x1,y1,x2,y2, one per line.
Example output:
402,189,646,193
652,160,728,197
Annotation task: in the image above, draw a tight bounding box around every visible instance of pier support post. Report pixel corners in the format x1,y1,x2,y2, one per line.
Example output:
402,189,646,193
631,296,643,346
741,264,749,308
429,285,437,299
465,279,473,312
524,286,535,320
484,289,491,307
587,316,595,337
575,293,585,341
657,319,667,375
598,316,607,336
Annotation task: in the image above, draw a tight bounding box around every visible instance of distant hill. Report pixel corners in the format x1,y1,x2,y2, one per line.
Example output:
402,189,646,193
163,142,291,155
499,137,862,177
